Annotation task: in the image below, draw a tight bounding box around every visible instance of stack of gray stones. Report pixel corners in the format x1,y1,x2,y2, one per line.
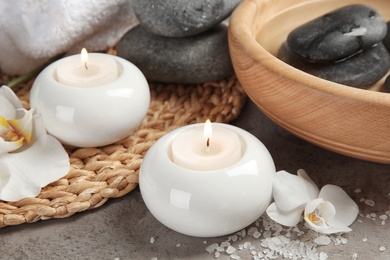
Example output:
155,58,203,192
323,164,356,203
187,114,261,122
117,0,242,84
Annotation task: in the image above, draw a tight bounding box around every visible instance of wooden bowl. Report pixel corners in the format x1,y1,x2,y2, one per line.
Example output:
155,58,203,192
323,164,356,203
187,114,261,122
228,0,390,164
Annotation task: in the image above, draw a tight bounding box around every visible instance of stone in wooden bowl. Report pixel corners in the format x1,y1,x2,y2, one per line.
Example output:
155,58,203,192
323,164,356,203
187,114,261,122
228,0,390,164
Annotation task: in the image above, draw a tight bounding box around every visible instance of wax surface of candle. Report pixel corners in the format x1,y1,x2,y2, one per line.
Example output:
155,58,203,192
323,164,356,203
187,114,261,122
171,123,242,171
56,51,119,87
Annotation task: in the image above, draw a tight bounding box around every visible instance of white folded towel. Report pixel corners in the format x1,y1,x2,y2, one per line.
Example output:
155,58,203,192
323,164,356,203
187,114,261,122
0,0,138,75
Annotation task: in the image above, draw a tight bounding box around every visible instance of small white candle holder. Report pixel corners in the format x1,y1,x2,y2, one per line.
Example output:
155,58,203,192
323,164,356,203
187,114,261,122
139,123,275,237
30,54,150,147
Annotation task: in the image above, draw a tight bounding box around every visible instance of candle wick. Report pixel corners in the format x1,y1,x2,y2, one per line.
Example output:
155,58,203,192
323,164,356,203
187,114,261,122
84,62,88,70
206,138,210,147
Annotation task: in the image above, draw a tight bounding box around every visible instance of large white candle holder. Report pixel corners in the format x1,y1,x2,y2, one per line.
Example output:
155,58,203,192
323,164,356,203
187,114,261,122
139,123,275,237
30,54,150,147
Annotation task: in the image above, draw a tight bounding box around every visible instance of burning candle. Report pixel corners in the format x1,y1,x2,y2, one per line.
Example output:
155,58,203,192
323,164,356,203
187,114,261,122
30,49,150,147
171,120,242,171
56,48,119,87
139,122,275,237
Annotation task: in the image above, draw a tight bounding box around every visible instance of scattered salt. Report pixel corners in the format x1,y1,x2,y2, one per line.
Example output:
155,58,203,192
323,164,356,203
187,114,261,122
150,257,158,260
216,246,224,253
220,241,230,249
365,199,375,207
362,238,368,242
319,252,328,260
243,242,252,249
354,188,362,193
206,243,219,254
352,253,358,260
150,237,155,244
263,230,272,238
379,246,386,252
230,235,238,242
203,240,207,244
314,236,331,246
379,214,388,220
202,215,353,259
247,227,258,236
176,243,181,247
226,246,237,254
253,231,261,239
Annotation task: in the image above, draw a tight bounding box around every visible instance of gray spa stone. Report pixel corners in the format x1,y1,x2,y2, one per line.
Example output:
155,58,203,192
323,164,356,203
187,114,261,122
132,0,241,37
287,4,387,62
384,75,390,92
383,21,390,52
116,24,234,84
278,42,390,88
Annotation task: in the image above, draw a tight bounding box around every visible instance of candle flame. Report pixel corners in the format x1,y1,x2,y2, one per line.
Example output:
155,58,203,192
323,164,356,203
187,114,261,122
204,119,212,147
81,48,88,69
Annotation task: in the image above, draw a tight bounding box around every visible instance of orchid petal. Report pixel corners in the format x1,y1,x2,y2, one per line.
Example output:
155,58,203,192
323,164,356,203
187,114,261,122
318,184,359,227
304,198,335,232
8,109,33,143
0,161,41,202
305,220,352,234
0,116,24,153
297,169,320,199
266,202,303,226
0,133,69,201
0,163,11,190
0,96,16,119
0,85,23,110
272,170,319,212
0,137,24,153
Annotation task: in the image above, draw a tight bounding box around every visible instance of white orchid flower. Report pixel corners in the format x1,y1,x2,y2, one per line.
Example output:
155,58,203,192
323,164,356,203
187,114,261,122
0,85,70,202
266,169,359,234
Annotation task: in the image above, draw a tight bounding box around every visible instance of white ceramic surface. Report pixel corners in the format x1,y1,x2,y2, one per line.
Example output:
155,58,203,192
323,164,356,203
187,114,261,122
139,123,275,237
30,54,150,147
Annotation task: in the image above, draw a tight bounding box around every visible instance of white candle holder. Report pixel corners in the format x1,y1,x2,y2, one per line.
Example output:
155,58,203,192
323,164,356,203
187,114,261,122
30,54,150,147
139,123,275,237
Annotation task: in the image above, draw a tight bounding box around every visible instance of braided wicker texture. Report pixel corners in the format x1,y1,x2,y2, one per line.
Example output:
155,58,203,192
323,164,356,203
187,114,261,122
0,74,246,228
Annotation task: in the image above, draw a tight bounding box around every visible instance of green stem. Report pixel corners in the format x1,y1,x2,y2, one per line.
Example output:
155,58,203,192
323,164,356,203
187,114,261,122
7,54,64,89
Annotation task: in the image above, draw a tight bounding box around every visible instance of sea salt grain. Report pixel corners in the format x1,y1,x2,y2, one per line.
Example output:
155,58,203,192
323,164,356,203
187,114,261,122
230,254,241,259
354,188,362,193
314,236,331,246
226,246,237,254
365,199,375,207
206,243,219,254
379,246,386,252
150,237,155,244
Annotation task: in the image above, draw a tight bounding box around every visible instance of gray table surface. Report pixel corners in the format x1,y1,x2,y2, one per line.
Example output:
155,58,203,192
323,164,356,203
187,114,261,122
1,100,389,260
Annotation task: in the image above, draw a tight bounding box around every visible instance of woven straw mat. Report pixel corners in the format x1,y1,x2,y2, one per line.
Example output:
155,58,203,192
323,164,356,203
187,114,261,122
0,73,246,228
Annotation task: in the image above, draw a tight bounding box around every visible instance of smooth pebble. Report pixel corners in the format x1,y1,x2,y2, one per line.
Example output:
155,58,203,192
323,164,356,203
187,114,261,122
287,4,387,62
279,42,390,88
132,0,241,37
117,24,233,84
